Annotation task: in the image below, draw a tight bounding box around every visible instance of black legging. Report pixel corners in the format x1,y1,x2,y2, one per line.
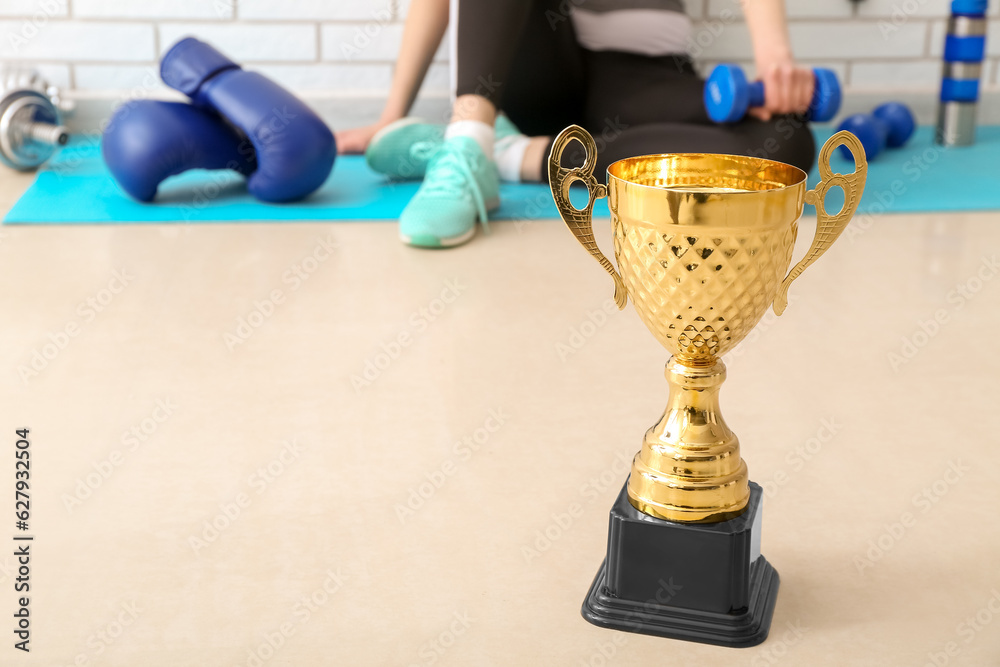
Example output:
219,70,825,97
455,0,816,176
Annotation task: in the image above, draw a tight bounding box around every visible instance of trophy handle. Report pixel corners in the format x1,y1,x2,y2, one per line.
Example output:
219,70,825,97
773,130,868,316
548,125,628,310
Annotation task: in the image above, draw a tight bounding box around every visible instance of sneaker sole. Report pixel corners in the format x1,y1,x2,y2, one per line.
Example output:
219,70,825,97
400,196,500,249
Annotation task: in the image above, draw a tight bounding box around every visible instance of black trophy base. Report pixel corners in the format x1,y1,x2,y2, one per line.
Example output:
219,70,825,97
581,482,779,648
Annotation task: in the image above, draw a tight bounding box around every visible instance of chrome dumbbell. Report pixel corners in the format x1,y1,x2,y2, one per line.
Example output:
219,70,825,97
0,67,70,171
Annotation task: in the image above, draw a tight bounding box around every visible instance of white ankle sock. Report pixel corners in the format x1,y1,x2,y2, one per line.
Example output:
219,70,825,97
493,133,530,183
445,120,495,158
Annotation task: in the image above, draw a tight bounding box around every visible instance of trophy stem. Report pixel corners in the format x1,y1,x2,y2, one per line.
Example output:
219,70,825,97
627,357,750,523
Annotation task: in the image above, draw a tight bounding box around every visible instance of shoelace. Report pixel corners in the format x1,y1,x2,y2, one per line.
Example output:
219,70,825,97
410,141,490,228
410,141,437,162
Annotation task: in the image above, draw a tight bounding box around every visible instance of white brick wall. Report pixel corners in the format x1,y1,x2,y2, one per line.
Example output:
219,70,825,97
0,0,67,17
73,0,232,20
0,20,155,61
156,23,318,61
239,0,393,21
321,23,404,62
0,0,997,123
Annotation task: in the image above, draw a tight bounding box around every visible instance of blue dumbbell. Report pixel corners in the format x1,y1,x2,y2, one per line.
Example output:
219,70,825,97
836,103,916,161
704,64,842,123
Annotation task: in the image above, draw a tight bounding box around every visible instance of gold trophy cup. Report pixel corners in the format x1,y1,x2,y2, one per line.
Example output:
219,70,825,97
549,126,866,646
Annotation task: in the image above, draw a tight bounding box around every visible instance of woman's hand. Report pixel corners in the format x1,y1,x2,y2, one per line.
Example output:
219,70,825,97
334,120,393,154
747,61,815,122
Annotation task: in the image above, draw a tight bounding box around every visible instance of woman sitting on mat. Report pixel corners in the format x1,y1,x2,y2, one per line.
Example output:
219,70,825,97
337,0,817,249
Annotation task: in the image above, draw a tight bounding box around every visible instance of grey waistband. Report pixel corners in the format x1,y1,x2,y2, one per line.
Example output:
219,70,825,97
574,0,685,12
571,7,691,56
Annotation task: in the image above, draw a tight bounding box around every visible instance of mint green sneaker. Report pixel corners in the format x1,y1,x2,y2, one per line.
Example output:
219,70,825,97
399,136,500,248
367,115,519,180
365,118,445,180
494,113,521,143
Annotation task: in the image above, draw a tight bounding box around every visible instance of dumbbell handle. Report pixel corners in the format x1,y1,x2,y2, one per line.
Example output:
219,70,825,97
705,65,841,123
747,75,836,118
25,121,69,146
746,81,766,110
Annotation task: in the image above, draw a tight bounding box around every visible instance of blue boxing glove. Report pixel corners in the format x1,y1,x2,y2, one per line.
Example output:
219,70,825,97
102,100,256,202
160,37,335,203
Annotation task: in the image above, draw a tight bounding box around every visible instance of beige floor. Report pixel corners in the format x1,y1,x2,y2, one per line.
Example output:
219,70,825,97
1,167,999,667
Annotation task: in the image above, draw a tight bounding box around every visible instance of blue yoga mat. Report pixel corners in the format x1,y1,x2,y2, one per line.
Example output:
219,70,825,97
3,136,593,224
5,127,999,224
